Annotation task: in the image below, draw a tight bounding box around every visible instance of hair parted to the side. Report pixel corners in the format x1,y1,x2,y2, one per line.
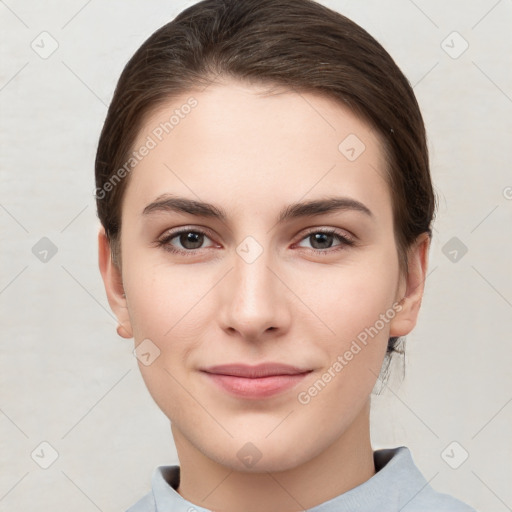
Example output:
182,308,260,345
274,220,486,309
95,0,437,378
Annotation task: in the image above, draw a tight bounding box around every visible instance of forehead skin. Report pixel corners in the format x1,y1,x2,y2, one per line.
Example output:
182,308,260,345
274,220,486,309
123,79,394,249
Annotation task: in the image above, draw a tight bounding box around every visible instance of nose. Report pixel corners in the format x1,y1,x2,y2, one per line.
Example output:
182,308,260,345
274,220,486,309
217,242,291,342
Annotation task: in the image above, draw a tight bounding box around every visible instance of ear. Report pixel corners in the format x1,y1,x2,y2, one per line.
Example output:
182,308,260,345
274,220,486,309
389,232,431,337
98,226,133,339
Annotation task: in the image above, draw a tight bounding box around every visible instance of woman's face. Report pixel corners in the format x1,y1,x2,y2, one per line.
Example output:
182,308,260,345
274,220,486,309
100,79,428,472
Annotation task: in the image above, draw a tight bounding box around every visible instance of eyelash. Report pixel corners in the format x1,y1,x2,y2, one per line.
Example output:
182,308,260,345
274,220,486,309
156,227,356,257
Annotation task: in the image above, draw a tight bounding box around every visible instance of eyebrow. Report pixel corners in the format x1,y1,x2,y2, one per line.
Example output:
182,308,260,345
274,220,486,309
142,194,374,222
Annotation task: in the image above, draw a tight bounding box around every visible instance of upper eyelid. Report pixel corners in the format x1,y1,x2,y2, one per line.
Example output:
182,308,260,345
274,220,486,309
159,226,218,246
300,226,354,239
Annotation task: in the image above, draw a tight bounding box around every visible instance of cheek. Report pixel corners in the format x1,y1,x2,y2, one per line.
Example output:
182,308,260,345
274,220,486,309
123,257,206,340
295,272,394,418
122,261,206,421
296,250,399,341
297,250,399,390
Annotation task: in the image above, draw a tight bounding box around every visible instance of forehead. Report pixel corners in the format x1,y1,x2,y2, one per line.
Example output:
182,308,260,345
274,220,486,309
126,79,392,221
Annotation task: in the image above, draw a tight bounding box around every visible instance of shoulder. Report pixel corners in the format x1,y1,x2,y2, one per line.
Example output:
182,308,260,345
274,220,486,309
402,486,478,511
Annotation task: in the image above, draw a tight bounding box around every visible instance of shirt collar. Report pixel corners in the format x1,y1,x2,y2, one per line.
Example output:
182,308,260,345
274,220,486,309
150,446,427,512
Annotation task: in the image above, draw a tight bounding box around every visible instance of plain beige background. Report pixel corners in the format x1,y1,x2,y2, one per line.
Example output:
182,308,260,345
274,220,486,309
1,1,511,510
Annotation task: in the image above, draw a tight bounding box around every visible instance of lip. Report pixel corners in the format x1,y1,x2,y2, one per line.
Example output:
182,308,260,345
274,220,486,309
202,363,312,378
200,363,313,399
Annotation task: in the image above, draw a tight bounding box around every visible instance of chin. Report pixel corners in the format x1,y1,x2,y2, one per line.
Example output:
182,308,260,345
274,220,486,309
204,436,314,474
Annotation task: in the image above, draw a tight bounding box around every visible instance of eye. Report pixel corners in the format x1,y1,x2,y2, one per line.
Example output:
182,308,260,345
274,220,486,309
157,227,217,255
295,228,355,253
156,226,356,256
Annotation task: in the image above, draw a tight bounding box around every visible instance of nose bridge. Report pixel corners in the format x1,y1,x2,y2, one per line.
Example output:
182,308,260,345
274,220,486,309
219,234,287,338
234,236,276,313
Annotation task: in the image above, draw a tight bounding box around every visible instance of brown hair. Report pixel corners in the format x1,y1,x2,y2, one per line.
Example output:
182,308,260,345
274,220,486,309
95,0,436,369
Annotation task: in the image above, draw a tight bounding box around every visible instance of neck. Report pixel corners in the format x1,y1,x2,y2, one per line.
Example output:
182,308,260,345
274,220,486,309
172,400,375,512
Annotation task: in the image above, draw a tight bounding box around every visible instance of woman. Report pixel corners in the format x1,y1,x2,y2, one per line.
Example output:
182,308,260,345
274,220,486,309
95,0,477,510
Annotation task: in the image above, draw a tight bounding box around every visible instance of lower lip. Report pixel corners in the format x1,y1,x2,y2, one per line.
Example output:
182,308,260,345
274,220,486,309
202,371,311,399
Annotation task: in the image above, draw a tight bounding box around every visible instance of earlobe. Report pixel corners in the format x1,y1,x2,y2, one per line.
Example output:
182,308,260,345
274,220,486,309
116,324,133,339
389,232,431,338
98,227,133,339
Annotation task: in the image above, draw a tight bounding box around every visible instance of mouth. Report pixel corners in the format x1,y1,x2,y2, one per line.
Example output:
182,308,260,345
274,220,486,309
200,363,313,399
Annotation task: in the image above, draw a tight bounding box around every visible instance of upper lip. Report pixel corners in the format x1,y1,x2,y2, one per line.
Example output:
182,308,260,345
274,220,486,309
201,363,312,378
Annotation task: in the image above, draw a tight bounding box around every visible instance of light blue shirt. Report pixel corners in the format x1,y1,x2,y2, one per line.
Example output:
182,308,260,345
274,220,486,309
126,446,477,511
